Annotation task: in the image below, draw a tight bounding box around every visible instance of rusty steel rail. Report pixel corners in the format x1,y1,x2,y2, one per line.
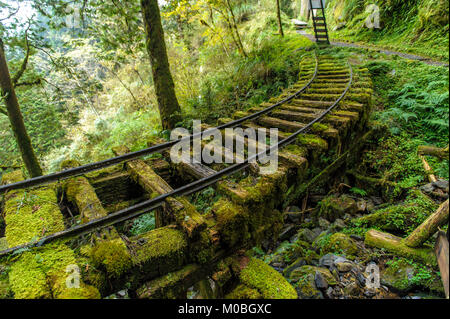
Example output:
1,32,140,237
0,52,319,195
0,58,353,257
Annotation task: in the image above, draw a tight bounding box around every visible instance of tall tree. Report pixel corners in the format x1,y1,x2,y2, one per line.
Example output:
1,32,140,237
276,0,284,37
0,38,43,177
140,0,181,130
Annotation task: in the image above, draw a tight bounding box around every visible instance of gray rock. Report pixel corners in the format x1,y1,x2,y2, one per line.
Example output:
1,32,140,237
334,257,353,272
356,200,367,212
279,224,296,241
296,228,317,243
319,253,339,268
318,217,331,229
315,271,329,290
311,227,324,238
432,179,449,191
283,258,307,278
420,183,435,193
350,234,363,241
285,212,303,223
325,287,334,298
286,205,301,212
330,218,346,232
364,289,377,297
343,281,360,296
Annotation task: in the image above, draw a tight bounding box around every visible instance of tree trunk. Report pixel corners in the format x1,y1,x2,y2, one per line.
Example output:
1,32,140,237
276,0,284,36
225,0,247,57
0,38,42,178
140,0,182,130
418,145,449,161
405,199,449,248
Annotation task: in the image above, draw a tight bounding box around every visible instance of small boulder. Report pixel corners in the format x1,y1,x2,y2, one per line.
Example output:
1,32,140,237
279,224,296,241
317,195,358,221
315,270,329,290
335,259,353,273
323,233,358,258
296,228,318,243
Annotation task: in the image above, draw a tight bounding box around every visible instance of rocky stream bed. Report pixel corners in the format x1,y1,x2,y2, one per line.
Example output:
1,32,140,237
252,181,448,299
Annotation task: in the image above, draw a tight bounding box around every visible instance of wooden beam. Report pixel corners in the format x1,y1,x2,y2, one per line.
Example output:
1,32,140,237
434,230,449,299
405,200,449,248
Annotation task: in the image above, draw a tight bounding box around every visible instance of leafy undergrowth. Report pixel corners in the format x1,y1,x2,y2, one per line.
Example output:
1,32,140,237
325,0,449,61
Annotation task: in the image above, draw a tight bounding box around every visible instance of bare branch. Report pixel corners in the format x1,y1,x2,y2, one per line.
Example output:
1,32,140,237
15,78,42,87
12,22,32,87
0,5,20,22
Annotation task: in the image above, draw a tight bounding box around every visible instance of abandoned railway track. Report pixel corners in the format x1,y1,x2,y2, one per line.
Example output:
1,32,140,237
0,50,373,299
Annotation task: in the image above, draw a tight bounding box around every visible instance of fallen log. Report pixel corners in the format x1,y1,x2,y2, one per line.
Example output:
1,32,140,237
365,229,437,267
420,155,438,183
434,230,449,299
418,145,449,161
405,200,449,248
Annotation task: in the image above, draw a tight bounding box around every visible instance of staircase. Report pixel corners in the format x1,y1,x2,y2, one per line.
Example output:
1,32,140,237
309,0,330,45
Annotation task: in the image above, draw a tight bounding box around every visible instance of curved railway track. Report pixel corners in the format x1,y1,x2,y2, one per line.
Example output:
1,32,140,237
0,51,357,257
0,51,368,296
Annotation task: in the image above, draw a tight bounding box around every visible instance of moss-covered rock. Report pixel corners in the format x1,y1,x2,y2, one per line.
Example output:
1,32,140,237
0,264,11,299
239,258,297,299
290,265,337,286
381,258,444,296
354,190,437,235
225,284,262,299
317,194,358,222
323,233,358,258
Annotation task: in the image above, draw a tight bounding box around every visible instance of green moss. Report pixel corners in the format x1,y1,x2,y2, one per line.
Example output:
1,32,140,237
365,230,437,267
1,170,24,184
213,198,249,248
317,194,357,221
9,251,51,299
382,257,443,295
189,230,214,264
0,238,7,251
9,242,100,299
296,134,328,151
225,284,262,299
60,159,80,170
239,258,297,299
64,176,109,223
323,233,358,258
0,264,11,299
283,144,308,158
4,187,64,247
90,238,132,278
137,264,199,299
354,190,437,235
130,226,187,273
290,265,337,286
